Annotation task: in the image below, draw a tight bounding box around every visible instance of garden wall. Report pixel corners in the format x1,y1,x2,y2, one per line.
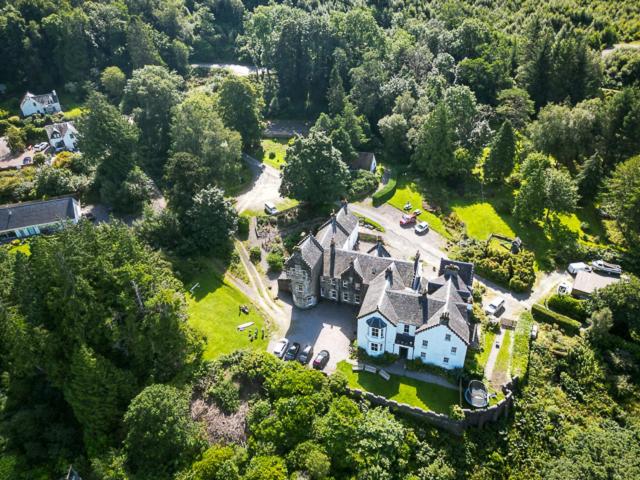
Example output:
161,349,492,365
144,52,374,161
347,377,517,436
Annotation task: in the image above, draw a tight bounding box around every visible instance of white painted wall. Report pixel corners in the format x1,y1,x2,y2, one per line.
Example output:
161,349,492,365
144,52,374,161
357,312,395,355
346,220,358,250
414,325,467,369
20,97,61,117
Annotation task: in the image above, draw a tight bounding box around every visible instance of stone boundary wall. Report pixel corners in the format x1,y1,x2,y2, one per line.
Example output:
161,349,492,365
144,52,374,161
347,377,518,436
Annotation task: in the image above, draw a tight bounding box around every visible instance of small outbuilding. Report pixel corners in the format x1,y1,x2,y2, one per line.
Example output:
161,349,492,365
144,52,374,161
350,152,377,173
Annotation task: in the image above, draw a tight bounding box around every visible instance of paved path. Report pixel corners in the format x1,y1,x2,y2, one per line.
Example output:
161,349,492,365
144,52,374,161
483,327,505,384
384,362,458,390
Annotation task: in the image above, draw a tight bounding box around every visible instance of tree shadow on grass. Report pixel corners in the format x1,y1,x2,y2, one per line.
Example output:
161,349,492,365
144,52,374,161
415,382,460,414
168,255,231,301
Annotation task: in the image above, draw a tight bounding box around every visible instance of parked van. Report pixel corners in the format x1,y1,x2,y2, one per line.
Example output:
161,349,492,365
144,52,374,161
568,262,591,275
264,202,278,215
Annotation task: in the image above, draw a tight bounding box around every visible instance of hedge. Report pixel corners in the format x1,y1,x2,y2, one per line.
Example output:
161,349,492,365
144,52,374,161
547,294,587,321
531,304,582,335
372,177,397,206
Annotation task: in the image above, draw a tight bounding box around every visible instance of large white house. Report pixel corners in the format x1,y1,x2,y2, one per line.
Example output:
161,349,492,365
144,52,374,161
44,122,78,152
20,90,62,117
281,204,477,369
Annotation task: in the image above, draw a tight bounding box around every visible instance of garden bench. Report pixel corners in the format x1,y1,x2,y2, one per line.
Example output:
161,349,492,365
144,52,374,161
378,369,391,381
364,365,377,374
352,363,364,372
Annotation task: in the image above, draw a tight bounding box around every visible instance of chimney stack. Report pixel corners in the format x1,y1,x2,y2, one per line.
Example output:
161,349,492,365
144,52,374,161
413,251,420,273
341,198,348,212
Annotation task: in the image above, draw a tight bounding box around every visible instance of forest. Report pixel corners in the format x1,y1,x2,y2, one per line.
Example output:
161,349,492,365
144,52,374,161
1,0,640,479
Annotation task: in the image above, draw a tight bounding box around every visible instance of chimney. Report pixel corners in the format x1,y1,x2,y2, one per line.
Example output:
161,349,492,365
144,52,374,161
385,266,392,282
329,237,336,276
341,198,348,213
331,210,336,231
440,311,450,322
444,263,459,277
413,251,421,274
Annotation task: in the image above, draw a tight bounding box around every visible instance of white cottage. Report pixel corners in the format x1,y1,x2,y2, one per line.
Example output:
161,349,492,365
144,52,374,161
20,90,62,117
281,204,477,369
45,122,78,152
0,197,81,240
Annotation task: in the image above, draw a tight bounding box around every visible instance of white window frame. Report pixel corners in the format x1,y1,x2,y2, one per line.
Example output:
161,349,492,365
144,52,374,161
355,282,361,291
445,334,451,342
370,342,381,352
371,327,380,338
342,280,349,288
296,284,303,293
420,352,426,359
443,357,449,364
354,294,361,304
331,278,337,286
330,289,337,299
451,346,457,355
422,340,428,348
320,287,326,297
403,324,410,334
342,291,349,301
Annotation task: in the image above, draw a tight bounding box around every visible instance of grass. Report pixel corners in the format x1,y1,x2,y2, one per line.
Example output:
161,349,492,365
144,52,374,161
185,264,268,360
243,197,299,217
477,328,497,371
261,138,289,170
494,329,513,380
354,213,385,232
451,202,514,240
512,312,534,378
7,243,30,255
337,361,460,414
387,179,450,238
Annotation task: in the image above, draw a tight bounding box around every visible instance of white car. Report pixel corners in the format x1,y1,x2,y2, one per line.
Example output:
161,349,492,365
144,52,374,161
273,338,289,358
591,259,622,276
567,262,591,275
414,221,429,234
264,202,278,215
485,297,505,317
557,281,571,295
34,142,49,152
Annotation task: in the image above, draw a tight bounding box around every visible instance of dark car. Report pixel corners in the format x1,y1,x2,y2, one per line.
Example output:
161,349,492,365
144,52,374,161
312,350,330,369
284,342,300,361
298,344,314,364
22,156,32,165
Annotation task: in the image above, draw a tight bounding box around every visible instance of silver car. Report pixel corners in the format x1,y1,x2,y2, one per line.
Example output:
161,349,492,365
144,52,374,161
273,338,289,358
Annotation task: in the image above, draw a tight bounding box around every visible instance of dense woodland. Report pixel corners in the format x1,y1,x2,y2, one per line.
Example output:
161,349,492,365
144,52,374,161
2,0,640,479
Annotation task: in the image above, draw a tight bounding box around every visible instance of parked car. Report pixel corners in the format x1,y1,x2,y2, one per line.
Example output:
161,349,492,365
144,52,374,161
485,297,505,317
400,213,417,226
312,350,330,369
531,324,539,340
298,344,314,364
412,209,422,216
284,342,300,361
403,201,412,211
34,142,49,152
273,338,289,358
414,221,429,234
264,201,278,215
22,156,32,165
591,259,622,276
557,281,571,295
567,262,591,275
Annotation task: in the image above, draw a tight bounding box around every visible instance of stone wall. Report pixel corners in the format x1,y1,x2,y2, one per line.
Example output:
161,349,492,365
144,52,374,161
346,377,518,436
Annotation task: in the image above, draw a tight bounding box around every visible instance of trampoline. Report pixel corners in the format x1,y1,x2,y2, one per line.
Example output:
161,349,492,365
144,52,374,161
465,380,489,408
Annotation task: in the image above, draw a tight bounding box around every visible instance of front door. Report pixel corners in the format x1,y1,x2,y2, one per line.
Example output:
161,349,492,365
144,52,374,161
399,346,409,359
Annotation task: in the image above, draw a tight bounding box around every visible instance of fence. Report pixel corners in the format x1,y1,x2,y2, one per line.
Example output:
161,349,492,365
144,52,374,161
346,377,518,436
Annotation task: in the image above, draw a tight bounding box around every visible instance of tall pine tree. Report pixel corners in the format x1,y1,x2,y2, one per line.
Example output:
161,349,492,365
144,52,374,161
412,102,455,178
484,120,516,182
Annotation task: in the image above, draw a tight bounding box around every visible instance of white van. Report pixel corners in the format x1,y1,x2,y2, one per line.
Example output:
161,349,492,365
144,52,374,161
568,262,591,275
264,202,278,215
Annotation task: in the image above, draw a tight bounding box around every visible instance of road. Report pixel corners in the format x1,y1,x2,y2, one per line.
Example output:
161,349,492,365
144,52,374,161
350,202,567,318
234,154,285,214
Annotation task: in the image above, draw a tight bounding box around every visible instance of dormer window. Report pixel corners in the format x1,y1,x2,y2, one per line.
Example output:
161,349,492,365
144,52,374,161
403,324,410,334
342,280,348,288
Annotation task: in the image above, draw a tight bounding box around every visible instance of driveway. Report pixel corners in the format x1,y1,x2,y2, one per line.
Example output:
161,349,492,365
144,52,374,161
271,294,358,374
234,154,284,214
351,201,569,319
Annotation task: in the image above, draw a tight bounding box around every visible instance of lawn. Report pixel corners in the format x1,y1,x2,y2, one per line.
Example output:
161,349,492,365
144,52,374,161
451,202,514,240
493,329,513,382
477,328,497,371
261,138,289,170
243,197,299,217
186,266,268,360
387,179,450,238
337,361,459,414
511,312,534,378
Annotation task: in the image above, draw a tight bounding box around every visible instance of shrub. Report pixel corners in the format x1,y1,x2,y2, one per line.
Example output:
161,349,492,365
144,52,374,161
207,379,240,414
372,176,397,206
269,151,276,159
266,247,284,272
406,359,462,383
356,347,398,366
349,170,378,199
237,215,250,239
531,304,581,335
249,246,262,263
449,404,465,420
547,294,587,321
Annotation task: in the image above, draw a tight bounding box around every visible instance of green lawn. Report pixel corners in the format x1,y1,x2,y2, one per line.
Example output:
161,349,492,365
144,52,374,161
477,328,497,371
261,138,289,170
511,312,534,378
243,197,299,217
452,202,514,240
387,179,450,238
186,266,268,360
337,361,459,414
493,329,513,381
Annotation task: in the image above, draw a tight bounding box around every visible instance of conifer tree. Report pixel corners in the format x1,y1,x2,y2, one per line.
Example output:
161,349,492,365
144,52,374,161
484,120,516,181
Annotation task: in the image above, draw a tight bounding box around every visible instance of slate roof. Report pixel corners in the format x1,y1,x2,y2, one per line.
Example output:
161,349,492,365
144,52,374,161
22,91,59,106
286,234,323,269
572,271,620,296
0,197,79,233
315,205,359,249
44,121,76,140
324,249,415,284
366,239,391,257
437,259,474,287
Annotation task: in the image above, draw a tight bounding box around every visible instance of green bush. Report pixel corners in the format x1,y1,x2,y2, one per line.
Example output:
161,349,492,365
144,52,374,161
547,294,587,321
531,304,582,335
511,312,534,378
266,247,284,272
349,170,378,200
249,246,262,263
406,359,463,383
356,347,398,366
372,176,397,206
237,216,250,239
207,379,240,414
449,404,465,420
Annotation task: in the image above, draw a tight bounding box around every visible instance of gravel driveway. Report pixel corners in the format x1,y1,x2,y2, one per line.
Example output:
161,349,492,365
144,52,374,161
234,155,284,214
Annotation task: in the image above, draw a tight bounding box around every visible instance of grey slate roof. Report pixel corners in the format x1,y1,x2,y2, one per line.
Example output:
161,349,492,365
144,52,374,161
23,91,58,106
286,234,324,269
0,197,79,233
437,259,475,287
44,121,75,140
366,240,391,257
351,152,376,170
324,249,415,284
315,205,359,249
